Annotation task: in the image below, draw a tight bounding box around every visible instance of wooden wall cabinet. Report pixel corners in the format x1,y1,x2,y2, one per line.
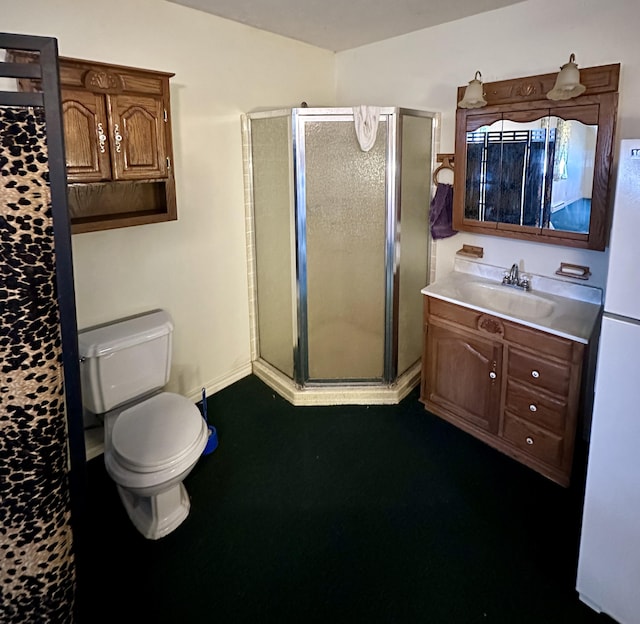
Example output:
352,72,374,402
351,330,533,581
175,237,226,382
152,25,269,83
421,297,586,486
63,87,168,183
59,57,177,233
11,52,177,233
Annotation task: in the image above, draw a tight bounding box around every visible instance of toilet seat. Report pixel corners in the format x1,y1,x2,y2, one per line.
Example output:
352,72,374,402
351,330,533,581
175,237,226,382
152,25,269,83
111,392,207,473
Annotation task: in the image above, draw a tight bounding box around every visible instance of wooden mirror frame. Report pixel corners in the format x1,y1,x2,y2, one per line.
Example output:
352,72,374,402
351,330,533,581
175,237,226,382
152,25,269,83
453,64,620,251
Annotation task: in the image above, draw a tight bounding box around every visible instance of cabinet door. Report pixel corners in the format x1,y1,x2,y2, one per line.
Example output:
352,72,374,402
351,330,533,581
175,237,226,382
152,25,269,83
425,323,502,433
109,94,168,180
62,89,111,182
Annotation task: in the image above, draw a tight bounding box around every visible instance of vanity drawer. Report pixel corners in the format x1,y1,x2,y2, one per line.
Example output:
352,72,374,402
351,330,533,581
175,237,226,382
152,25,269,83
503,321,575,360
427,297,483,330
507,348,571,396
503,412,564,467
427,297,505,336
504,379,567,433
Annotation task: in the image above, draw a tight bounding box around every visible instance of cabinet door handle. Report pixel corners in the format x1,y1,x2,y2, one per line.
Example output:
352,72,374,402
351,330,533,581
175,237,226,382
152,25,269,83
526,436,534,445
114,123,122,153
529,404,537,412
97,122,107,153
531,370,540,379
488,360,498,382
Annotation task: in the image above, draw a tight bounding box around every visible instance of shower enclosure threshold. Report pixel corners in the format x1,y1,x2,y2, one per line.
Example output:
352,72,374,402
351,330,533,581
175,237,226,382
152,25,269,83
252,359,421,406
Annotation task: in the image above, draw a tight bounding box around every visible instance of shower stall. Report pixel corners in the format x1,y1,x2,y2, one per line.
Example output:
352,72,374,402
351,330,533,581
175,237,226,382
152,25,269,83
244,107,436,405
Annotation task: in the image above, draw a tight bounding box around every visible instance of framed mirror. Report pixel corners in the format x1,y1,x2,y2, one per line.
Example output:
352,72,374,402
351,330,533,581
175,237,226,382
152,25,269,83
453,64,619,250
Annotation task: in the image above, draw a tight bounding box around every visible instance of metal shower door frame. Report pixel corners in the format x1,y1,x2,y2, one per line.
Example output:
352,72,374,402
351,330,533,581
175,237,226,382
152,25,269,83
291,107,399,387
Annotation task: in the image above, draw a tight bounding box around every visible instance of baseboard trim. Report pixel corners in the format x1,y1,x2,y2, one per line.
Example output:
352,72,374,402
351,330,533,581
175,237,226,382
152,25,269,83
252,359,420,406
187,363,253,403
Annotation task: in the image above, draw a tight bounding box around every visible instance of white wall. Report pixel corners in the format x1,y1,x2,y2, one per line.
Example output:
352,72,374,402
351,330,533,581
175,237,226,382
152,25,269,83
1,0,335,400
336,0,640,290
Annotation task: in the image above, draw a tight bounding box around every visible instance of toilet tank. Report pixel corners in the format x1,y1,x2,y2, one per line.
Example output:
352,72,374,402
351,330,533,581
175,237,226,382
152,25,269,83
78,310,174,414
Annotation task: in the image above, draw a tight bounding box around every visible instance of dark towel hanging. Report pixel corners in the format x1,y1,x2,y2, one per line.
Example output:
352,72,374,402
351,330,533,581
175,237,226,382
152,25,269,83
429,183,457,240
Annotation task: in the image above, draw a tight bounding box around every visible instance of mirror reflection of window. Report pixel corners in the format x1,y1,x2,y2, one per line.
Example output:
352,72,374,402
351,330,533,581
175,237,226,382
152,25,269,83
553,119,570,181
465,123,498,223
464,115,597,234
548,117,597,234
465,118,547,228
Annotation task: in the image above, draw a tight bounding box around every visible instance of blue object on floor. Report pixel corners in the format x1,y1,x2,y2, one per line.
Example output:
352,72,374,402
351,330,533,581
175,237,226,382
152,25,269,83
203,424,218,455
200,387,218,456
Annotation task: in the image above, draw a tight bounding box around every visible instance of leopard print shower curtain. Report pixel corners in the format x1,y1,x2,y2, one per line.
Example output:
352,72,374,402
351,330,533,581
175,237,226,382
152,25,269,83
0,106,76,622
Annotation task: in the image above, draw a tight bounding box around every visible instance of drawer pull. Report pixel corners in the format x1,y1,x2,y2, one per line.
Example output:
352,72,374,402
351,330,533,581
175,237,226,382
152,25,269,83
529,404,537,412
489,371,497,380
526,436,534,445
531,370,540,379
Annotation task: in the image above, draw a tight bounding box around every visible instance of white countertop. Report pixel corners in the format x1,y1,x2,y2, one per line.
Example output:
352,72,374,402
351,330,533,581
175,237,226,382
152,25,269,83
421,259,603,344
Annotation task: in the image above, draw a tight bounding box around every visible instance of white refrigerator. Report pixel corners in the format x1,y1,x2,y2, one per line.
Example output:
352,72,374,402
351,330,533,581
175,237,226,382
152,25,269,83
576,139,640,623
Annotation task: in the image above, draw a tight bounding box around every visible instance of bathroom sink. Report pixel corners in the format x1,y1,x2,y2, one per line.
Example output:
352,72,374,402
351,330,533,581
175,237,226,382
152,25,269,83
458,281,555,320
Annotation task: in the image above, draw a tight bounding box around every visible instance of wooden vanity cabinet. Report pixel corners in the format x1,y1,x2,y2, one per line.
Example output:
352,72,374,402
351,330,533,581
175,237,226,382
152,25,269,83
421,297,585,486
424,323,502,433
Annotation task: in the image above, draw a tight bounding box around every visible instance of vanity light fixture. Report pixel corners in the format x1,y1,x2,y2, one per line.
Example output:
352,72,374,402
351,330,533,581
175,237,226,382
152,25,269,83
458,71,487,109
547,53,586,100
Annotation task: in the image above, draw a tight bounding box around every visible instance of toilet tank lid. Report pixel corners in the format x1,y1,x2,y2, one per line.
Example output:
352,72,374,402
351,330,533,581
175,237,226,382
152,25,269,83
78,310,173,358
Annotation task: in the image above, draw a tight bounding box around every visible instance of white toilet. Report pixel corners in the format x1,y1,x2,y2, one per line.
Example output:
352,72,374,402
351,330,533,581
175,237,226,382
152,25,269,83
78,309,209,540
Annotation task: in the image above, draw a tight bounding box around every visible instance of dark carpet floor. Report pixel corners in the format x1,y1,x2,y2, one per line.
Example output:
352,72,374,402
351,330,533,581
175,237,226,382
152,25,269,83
75,374,612,623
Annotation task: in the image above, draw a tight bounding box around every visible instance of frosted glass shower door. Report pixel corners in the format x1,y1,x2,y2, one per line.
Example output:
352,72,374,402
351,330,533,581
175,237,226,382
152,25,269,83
251,115,296,378
396,113,433,376
299,115,388,382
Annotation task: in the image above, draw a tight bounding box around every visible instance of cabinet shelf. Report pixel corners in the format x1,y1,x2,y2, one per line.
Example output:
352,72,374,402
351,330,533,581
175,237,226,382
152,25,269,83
67,178,176,233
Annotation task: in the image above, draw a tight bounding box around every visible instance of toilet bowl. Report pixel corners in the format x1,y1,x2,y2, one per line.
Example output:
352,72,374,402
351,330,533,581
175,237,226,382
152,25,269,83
104,392,208,539
78,310,208,540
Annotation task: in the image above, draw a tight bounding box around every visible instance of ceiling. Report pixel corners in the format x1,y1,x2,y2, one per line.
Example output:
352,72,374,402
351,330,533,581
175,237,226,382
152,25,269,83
166,0,527,52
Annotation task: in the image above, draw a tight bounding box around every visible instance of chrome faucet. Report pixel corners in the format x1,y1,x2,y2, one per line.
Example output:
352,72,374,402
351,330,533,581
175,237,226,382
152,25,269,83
502,263,530,291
